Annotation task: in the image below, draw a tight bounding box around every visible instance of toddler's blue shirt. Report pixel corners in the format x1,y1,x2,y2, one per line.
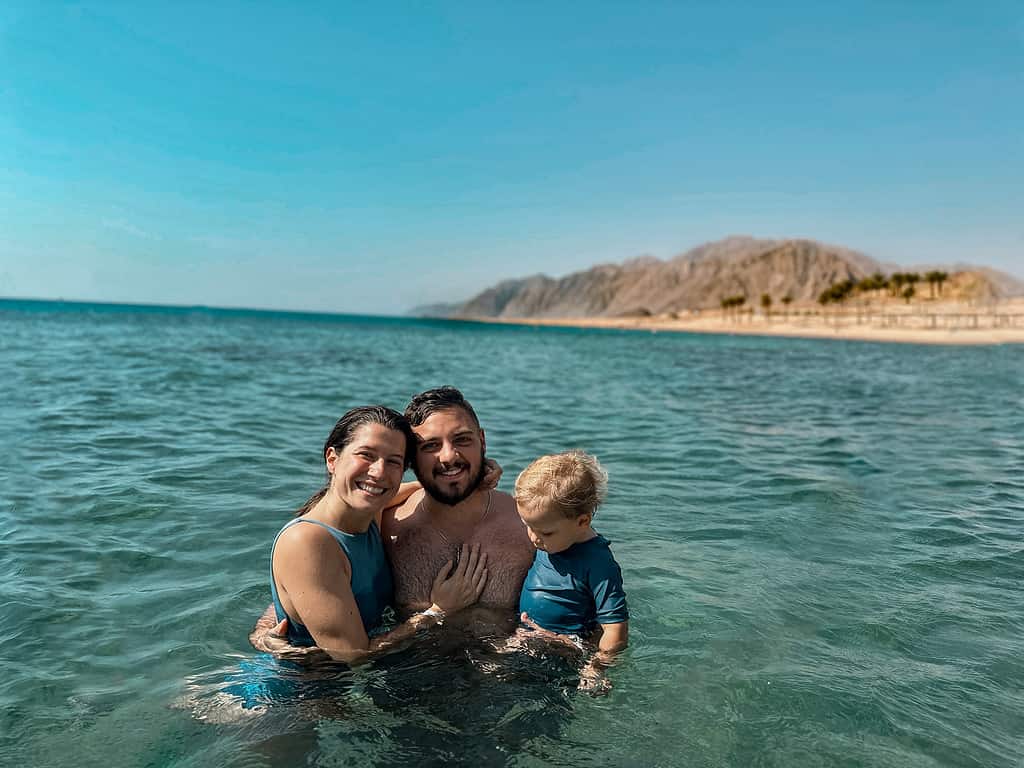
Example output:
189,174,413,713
519,533,628,635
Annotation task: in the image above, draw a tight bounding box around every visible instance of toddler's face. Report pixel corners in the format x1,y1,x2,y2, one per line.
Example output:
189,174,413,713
516,501,588,554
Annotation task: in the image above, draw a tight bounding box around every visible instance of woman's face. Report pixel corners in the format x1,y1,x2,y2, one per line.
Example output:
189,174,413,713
326,422,407,514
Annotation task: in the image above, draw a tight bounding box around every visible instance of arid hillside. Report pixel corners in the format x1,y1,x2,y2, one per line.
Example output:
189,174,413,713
411,236,1023,318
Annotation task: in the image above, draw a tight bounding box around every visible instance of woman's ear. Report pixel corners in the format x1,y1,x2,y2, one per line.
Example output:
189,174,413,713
325,446,339,473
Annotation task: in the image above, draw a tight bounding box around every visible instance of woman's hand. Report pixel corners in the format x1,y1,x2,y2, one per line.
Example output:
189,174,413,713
479,459,503,491
428,543,488,615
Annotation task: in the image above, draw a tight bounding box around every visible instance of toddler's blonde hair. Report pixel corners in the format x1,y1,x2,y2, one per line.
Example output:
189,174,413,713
514,450,608,519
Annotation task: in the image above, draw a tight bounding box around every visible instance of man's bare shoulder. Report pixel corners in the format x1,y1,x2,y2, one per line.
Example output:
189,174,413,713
481,490,531,545
490,489,515,508
487,490,519,522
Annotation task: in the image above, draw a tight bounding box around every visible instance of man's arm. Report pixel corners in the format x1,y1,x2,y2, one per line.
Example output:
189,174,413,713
249,604,279,649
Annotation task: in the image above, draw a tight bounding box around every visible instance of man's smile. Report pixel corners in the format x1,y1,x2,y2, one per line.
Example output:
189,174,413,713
435,464,468,479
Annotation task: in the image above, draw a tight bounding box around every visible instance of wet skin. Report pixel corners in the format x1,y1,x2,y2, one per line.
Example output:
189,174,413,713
384,407,534,632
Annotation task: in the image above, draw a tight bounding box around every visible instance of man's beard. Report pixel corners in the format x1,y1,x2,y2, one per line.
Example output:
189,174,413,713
416,450,487,506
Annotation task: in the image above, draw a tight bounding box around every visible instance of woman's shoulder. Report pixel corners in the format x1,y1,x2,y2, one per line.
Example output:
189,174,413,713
275,518,345,556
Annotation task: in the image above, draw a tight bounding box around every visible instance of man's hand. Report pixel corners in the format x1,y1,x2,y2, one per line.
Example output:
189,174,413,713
248,604,279,649
249,609,329,661
428,543,488,615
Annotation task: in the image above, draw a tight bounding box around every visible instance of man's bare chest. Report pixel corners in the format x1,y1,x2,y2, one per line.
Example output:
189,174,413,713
384,519,534,610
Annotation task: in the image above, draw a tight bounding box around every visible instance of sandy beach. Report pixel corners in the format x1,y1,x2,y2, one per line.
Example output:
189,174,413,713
462,299,1024,346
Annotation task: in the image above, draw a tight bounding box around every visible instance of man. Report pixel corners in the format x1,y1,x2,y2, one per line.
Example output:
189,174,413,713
250,386,534,648
385,386,535,631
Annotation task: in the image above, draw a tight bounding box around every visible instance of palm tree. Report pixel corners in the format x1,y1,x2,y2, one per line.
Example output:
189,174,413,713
902,284,915,304
761,293,772,321
781,294,792,321
721,295,746,321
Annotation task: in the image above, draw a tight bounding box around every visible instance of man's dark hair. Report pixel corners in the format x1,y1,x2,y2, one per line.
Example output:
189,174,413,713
404,386,480,428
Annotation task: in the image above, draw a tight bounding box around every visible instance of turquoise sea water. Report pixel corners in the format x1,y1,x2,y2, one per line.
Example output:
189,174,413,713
1,299,1022,767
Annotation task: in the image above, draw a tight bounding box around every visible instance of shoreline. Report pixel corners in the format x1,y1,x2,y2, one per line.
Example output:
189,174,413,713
458,308,1024,346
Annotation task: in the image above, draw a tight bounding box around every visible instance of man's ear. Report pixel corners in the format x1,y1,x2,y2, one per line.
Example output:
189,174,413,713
479,428,486,454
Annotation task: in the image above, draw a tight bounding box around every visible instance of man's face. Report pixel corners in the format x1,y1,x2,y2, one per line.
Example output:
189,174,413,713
412,407,486,506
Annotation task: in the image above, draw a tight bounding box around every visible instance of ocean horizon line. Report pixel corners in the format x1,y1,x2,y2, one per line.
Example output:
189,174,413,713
0,295,415,322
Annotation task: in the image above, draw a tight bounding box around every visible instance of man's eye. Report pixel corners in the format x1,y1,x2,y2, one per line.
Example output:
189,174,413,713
387,458,403,467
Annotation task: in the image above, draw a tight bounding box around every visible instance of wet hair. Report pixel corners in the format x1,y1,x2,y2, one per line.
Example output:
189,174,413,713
295,405,415,516
404,386,480,429
514,450,608,519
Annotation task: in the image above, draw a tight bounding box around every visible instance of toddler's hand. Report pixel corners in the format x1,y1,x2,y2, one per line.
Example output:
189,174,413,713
578,664,612,696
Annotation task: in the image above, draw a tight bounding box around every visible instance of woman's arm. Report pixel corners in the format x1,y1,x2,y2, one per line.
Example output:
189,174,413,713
391,481,423,508
265,530,488,663
375,461,501,528
271,523,373,658
391,461,501,506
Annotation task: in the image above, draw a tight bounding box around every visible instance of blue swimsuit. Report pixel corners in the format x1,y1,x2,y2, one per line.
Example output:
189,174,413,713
270,517,393,645
519,534,628,636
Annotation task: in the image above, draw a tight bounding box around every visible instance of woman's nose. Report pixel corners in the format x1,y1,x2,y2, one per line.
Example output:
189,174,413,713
367,457,386,477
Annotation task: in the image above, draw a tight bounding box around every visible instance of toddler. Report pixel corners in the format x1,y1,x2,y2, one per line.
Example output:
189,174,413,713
514,451,628,690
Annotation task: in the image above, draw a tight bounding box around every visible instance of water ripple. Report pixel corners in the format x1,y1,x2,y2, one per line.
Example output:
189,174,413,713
1,305,1023,767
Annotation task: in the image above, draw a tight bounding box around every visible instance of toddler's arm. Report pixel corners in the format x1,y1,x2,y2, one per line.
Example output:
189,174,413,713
579,620,628,693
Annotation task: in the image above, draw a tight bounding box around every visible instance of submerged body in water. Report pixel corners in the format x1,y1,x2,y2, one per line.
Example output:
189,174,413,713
7,304,1024,767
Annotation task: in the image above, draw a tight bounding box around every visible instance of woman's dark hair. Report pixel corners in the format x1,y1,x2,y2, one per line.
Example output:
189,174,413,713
295,405,415,516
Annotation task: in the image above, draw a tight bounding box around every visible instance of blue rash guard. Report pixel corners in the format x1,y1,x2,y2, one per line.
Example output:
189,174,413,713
518,534,628,636
270,518,393,646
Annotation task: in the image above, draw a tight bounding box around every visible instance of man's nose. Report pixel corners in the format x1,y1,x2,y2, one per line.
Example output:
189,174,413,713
438,441,459,464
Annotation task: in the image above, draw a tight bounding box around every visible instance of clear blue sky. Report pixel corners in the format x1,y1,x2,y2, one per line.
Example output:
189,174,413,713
2,2,1021,313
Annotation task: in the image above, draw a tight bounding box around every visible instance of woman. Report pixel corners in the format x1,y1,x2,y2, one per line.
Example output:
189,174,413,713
267,405,487,661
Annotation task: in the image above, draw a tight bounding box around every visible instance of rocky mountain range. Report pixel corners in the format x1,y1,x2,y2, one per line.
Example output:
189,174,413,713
412,236,1024,318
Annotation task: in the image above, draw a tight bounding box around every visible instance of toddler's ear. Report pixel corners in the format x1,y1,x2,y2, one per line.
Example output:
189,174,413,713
577,513,593,528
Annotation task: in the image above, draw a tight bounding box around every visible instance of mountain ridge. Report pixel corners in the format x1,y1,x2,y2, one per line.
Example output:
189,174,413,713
409,236,1023,318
